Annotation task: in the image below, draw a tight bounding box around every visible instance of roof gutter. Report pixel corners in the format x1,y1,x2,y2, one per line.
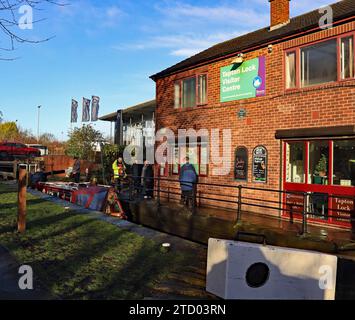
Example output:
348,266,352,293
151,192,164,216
150,14,355,82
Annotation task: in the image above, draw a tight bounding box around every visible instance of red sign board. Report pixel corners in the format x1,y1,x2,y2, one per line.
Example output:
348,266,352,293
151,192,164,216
286,193,304,215
331,197,354,220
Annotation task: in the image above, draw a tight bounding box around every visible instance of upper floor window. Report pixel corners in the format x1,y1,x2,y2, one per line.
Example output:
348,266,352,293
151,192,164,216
183,77,196,108
198,74,207,105
285,35,355,89
174,74,207,108
286,51,296,89
301,39,337,87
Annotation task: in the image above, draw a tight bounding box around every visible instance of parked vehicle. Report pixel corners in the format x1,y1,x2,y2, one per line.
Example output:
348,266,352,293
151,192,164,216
26,144,49,156
0,142,41,160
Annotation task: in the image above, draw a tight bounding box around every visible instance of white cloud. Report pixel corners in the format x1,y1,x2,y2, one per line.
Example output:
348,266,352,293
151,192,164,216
113,31,250,58
156,2,269,27
112,1,263,58
101,6,124,27
291,0,340,16
57,1,125,29
106,6,123,18
110,0,341,59
170,48,202,57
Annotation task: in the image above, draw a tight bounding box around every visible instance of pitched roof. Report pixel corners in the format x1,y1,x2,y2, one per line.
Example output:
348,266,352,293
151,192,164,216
150,0,355,80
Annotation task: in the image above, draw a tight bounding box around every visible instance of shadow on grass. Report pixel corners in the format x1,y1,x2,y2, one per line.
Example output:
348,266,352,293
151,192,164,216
25,217,98,246
24,229,129,297
0,188,201,300
23,222,183,300
0,210,84,235
63,239,179,300
26,210,85,230
0,198,51,211
0,190,18,196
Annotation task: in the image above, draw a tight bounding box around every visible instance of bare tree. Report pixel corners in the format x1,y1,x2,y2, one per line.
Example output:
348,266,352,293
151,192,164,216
0,0,68,60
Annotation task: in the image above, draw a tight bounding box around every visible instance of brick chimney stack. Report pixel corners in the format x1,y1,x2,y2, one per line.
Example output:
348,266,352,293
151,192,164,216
269,0,290,31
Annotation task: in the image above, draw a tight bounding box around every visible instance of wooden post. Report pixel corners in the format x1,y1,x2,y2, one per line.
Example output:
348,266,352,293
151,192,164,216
18,165,27,233
237,185,242,221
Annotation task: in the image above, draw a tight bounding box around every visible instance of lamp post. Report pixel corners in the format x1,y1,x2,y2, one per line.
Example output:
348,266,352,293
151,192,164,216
37,105,41,142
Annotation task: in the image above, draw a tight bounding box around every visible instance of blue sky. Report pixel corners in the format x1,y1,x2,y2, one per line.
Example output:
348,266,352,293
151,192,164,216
0,0,337,140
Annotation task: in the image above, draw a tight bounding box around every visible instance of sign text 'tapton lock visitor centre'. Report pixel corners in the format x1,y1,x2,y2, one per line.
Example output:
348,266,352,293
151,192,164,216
220,56,266,103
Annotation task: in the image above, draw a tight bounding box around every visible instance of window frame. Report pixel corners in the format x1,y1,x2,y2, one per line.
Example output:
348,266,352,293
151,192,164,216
340,35,355,80
285,50,298,90
284,138,355,189
174,73,208,109
285,141,307,184
284,32,355,91
171,143,208,177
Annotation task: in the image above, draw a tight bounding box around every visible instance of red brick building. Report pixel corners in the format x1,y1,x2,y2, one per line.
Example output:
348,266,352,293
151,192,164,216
151,0,355,228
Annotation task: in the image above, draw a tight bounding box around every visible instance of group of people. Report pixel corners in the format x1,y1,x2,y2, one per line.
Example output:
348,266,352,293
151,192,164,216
70,155,198,206
112,157,154,198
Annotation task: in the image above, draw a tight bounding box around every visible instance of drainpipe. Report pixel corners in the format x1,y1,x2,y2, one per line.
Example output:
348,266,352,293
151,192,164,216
278,140,283,218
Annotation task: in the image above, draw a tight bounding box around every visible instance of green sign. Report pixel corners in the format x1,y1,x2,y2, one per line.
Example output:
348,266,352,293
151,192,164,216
220,56,266,103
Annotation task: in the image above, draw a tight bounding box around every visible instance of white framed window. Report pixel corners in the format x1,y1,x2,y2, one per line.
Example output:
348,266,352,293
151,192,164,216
286,51,296,89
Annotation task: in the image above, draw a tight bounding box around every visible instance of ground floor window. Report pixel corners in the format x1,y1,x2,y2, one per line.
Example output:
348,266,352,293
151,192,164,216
286,142,305,183
284,138,355,227
172,143,208,176
309,141,329,185
333,139,355,187
285,139,355,186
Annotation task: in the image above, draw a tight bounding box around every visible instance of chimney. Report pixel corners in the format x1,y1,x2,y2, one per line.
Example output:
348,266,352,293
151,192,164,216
269,0,290,31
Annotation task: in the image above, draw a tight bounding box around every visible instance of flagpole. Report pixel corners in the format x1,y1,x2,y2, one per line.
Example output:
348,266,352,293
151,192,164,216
70,97,73,133
82,97,84,128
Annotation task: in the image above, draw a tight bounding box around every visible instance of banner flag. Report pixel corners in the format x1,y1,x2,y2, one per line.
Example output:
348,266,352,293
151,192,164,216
71,99,78,123
91,96,100,122
82,98,91,122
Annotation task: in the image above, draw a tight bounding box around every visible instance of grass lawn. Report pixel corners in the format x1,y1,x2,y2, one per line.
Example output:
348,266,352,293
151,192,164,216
0,183,190,299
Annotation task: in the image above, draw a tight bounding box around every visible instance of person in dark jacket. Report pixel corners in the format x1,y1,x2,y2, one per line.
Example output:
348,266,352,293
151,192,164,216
72,157,81,183
132,159,143,194
179,156,198,207
30,168,47,189
141,160,154,198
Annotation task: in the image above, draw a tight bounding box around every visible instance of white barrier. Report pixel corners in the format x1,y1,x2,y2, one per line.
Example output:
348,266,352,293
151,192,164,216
206,238,337,300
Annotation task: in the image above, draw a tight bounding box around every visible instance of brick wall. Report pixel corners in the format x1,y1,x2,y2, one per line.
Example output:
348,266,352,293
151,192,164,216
154,21,355,218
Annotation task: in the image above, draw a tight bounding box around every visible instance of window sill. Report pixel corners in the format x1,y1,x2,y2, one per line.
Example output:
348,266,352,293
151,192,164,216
284,78,355,94
174,104,209,110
